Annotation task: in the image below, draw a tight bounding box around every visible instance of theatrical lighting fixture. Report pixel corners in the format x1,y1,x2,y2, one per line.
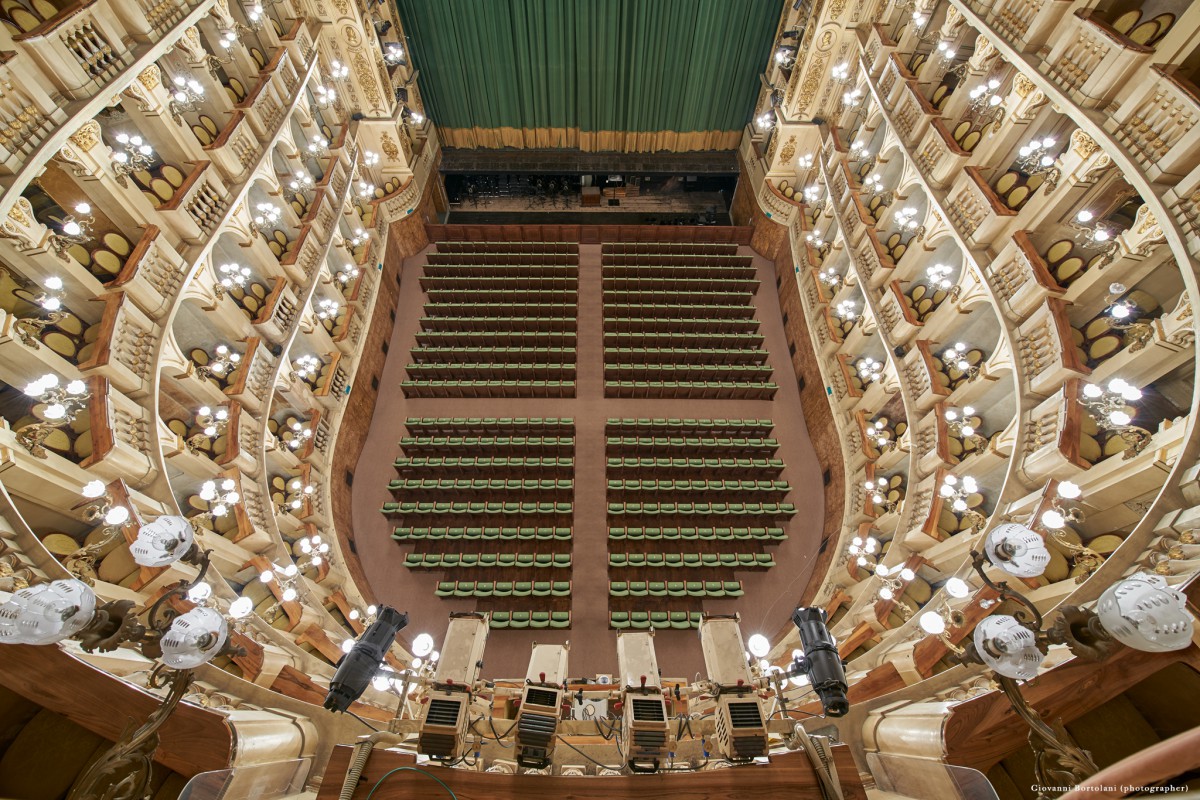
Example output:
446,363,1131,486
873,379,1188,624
416,613,489,760
1077,378,1151,457
697,615,769,760
787,607,849,717
615,631,675,772
513,643,570,769
325,606,409,713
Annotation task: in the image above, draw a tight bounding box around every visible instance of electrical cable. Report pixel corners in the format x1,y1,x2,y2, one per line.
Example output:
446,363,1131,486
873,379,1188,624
554,735,625,772
347,710,381,732
365,766,458,800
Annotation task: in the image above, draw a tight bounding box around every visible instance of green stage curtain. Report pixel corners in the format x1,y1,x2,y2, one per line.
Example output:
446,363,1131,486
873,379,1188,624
394,0,780,153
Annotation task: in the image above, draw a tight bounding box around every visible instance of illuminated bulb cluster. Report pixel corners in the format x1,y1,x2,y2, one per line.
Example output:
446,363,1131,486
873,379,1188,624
218,29,237,49
308,135,329,155
260,563,299,602
871,418,893,449
112,132,154,165
865,476,889,505
81,480,130,526
968,78,1004,110
199,478,240,517
254,202,282,227
849,139,870,160
831,62,850,82
927,263,955,290
285,477,315,510
37,276,64,311
408,111,425,125
357,180,376,198
363,151,380,167
329,60,349,80
756,112,774,130
842,87,863,107
297,533,330,566
246,3,263,24
855,356,884,384
293,354,320,380
1081,379,1141,426
797,153,814,170
944,405,977,437
335,263,361,286
862,172,885,196
1040,481,1082,530
314,297,340,320
893,206,921,231
942,341,972,372
217,262,251,292
24,374,87,419
171,75,205,104
918,577,971,634
847,534,879,566
196,405,229,437
939,474,979,512
60,204,93,239
936,40,957,60
1017,136,1058,170
874,563,916,601
384,42,404,65
835,299,859,321
285,419,313,451
313,83,337,107
803,184,821,203
348,605,378,622
289,171,314,192
818,267,842,289
208,344,241,376
348,228,369,248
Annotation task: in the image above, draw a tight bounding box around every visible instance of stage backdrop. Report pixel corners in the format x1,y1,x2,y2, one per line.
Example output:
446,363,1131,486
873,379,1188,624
394,0,781,153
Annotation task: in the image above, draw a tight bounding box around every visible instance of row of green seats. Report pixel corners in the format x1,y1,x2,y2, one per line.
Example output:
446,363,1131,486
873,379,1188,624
396,457,574,470
411,347,577,358
435,580,570,597
390,479,573,492
603,252,749,262
603,302,756,316
611,580,742,597
602,277,760,291
403,380,576,396
601,264,755,275
603,348,768,364
605,381,778,398
610,611,702,630
394,527,572,541
605,364,774,378
490,611,570,629
405,417,574,428
608,502,796,516
404,553,571,568
606,436,778,449
604,290,753,305
401,436,574,447
603,317,760,330
425,302,577,316
419,316,576,329
408,363,577,374
605,418,772,430
609,527,786,541
383,501,573,514
607,457,783,471
423,265,577,275
610,553,775,568
426,290,578,300
601,242,737,254
607,479,788,492
604,331,763,345
416,332,578,346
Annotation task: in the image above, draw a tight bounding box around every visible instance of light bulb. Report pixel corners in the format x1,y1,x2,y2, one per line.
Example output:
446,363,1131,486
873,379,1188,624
221,479,235,491
1077,210,1094,223
367,605,377,615
349,609,360,620
857,556,868,566
878,587,894,600
259,570,274,583
945,577,970,598
1057,481,1082,500
875,564,888,577
899,568,915,582
1109,410,1132,426
103,506,130,526
188,582,212,603
81,480,106,498
944,474,958,486
372,675,391,691
412,632,435,656
953,499,968,512
229,596,253,618
341,638,355,653
1121,386,1142,402
747,634,770,658
62,221,82,236
430,650,439,662
919,612,946,634
283,564,298,577
75,203,91,215
281,587,298,602
1041,510,1066,529
411,658,422,670
1083,384,1104,399
961,425,975,437
43,403,66,420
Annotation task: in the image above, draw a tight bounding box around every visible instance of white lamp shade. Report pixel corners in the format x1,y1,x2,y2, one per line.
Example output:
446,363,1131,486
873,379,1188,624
985,523,1052,578
973,615,1044,680
1095,573,1193,653
412,632,434,657
747,633,770,658
131,515,195,567
0,579,97,645
945,577,970,598
160,607,229,668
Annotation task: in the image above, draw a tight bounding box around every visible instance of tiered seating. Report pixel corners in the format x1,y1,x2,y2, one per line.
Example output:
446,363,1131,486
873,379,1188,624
602,244,774,398
386,419,575,627
605,419,793,628
406,243,578,397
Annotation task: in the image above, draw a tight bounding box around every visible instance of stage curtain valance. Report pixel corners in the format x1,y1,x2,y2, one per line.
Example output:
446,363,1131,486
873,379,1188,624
394,0,780,153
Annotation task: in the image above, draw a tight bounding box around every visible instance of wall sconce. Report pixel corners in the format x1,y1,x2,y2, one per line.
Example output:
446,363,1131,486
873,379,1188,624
871,418,898,452
862,172,892,205
288,170,314,199
806,232,830,260
362,150,381,168
51,203,95,256
910,10,940,43
849,139,871,163
1036,481,1104,582
797,153,815,171
308,135,330,156
873,562,917,607
250,202,282,236
1015,135,1061,190
348,604,379,625
293,354,320,381
335,262,361,286
186,405,230,454
110,133,155,187
835,299,863,325
917,577,971,653
281,417,313,451
279,478,315,513
8,274,67,349
314,297,340,321
312,83,337,112
926,263,959,300
939,473,986,531
195,478,241,521
214,262,252,298
348,227,369,249
195,343,241,381
866,476,902,514
774,46,797,69
755,112,774,131
935,40,957,64
167,75,205,123
892,206,924,238
1104,282,1155,352
854,356,884,385
942,341,980,381
60,481,133,584
243,2,265,30
945,405,988,452
383,42,404,65
966,77,1005,131
296,533,330,569
830,61,852,85
17,374,88,458
1071,209,1119,253
846,533,880,566
357,179,376,199
1078,378,1151,458
256,563,301,621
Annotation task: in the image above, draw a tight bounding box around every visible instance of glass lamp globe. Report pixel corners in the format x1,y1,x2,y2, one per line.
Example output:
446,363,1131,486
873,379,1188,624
341,638,355,654
919,612,946,635
747,634,770,658
945,577,970,598
0,579,97,645
1095,573,1193,652
412,632,435,657
159,607,229,669
985,523,1052,578
130,515,195,567
228,597,254,619
973,615,1044,680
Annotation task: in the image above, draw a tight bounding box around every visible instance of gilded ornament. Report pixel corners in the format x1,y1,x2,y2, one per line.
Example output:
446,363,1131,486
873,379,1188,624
381,131,400,161
796,55,827,113
779,135,796,166
767,130,779,162
333,0,349,13
353,53,382,110
829,0,845,20
819,30,834,50
1070,128,1100,158
7,197,32,226
342,24,361,48
68,120,101,151
1014,73,1035,98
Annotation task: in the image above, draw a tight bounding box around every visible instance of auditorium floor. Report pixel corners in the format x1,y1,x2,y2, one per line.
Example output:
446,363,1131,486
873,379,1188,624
349,242,825,679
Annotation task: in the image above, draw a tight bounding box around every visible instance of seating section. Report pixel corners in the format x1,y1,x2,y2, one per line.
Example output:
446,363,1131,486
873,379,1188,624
605,419,793,629
405,243,578,397
602,244,775,398
386,418,574,625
